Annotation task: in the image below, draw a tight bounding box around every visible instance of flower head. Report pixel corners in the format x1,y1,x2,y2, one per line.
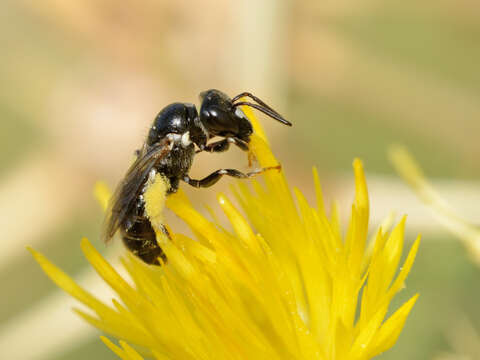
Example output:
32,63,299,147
30,109,420,359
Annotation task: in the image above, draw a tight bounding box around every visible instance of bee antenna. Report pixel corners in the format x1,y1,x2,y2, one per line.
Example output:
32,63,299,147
231,92,276,114
232,91,292,126
233,101,292,126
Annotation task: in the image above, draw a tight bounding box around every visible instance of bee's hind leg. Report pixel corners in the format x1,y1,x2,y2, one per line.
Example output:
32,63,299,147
159,224,172,241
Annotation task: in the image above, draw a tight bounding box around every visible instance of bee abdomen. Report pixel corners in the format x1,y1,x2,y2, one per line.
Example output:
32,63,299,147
121,216,166,265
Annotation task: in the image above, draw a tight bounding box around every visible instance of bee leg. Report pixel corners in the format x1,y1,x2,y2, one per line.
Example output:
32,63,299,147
196,137,249,153
183,165,281,188
159,224,172,240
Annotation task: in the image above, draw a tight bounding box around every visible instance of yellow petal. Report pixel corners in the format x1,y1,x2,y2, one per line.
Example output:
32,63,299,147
94,181,112,211
368,294,419,357
101,336,131,360
390,145,480,265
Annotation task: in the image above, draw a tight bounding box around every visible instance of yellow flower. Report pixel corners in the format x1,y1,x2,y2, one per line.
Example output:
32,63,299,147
390,145,480,266
29,109,420,360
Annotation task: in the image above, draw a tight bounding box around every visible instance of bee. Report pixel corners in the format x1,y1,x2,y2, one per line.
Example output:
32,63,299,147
102,89,291,265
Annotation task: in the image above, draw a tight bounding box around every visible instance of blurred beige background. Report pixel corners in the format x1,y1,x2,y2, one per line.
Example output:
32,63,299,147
1,0,480,359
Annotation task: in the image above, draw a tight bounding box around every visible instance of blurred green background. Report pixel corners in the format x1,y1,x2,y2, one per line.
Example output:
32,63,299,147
1,0,480,359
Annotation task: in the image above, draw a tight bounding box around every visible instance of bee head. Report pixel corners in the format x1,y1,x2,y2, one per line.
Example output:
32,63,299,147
199,89,252,143
199,89,291,143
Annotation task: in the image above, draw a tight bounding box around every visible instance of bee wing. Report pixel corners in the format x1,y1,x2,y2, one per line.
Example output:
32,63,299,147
101,138,173,243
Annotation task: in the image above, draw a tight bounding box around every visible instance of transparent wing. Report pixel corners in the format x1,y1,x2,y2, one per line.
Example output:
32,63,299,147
101,138,173,243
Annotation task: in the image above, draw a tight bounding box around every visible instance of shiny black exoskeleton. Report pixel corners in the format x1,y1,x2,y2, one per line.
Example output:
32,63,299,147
103,89,291,265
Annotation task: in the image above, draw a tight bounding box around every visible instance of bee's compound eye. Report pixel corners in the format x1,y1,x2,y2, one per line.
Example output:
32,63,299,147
201,110,210,119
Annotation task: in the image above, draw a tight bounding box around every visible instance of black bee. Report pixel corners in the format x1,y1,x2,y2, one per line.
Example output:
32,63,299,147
102,89,291,265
